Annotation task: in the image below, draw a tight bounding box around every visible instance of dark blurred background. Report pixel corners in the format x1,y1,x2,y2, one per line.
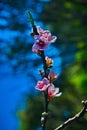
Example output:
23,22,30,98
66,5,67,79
0,0,87,130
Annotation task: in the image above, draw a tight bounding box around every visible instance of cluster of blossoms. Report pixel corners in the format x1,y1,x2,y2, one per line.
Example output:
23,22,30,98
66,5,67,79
31,26,61,98
35,72,61,98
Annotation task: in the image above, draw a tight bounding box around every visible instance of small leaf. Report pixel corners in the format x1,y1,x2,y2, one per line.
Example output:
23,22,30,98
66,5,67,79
27,10,34,26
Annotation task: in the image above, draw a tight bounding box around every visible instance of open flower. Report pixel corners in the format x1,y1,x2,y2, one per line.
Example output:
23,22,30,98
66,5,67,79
32,26,57,52
48,83,62,98
45,56,53,67
32,35,50,51
48,71,58,82
35,77,50,91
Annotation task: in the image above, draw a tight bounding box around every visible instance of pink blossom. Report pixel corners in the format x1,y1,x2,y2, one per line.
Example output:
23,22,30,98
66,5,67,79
35,77,50,91
32,26,57,52
32,35,49,51
48,71,58,82
45,56,53,67
48,84,62,98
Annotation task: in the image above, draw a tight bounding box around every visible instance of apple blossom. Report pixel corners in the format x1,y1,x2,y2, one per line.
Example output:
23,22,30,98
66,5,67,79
32,26,57,52
35,77,50,91
48,83,62,98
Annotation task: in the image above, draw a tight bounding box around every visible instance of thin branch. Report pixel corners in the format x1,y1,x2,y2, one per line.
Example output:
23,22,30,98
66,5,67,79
40,51,49,130
54,100,87,130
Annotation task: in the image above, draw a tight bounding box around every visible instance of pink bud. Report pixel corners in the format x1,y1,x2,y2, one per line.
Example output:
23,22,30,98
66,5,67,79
48,71,58,82
45,56,53,67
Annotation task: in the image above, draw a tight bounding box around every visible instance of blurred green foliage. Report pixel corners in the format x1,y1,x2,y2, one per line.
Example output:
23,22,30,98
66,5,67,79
18,0,87,130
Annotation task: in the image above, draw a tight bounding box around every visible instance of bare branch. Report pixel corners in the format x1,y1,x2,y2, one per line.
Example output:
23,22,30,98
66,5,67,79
54,100,87,130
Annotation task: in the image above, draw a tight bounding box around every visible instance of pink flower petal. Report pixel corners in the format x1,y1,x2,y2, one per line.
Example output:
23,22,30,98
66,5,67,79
35,78,50,92
48,71,58,82
48,83,61,98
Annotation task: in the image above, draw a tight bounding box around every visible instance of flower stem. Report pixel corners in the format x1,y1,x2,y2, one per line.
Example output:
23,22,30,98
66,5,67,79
40,51,49,130
41,51,47,76
42,92,49,130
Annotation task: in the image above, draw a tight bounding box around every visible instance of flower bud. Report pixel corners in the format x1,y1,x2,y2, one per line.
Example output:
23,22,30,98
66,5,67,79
45,56,53,67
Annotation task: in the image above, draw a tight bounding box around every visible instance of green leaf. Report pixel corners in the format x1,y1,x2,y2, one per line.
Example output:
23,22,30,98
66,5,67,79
27,10,34,26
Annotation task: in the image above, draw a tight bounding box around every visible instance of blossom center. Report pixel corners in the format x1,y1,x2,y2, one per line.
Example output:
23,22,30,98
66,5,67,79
37,40,45,47
38,82,44,89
